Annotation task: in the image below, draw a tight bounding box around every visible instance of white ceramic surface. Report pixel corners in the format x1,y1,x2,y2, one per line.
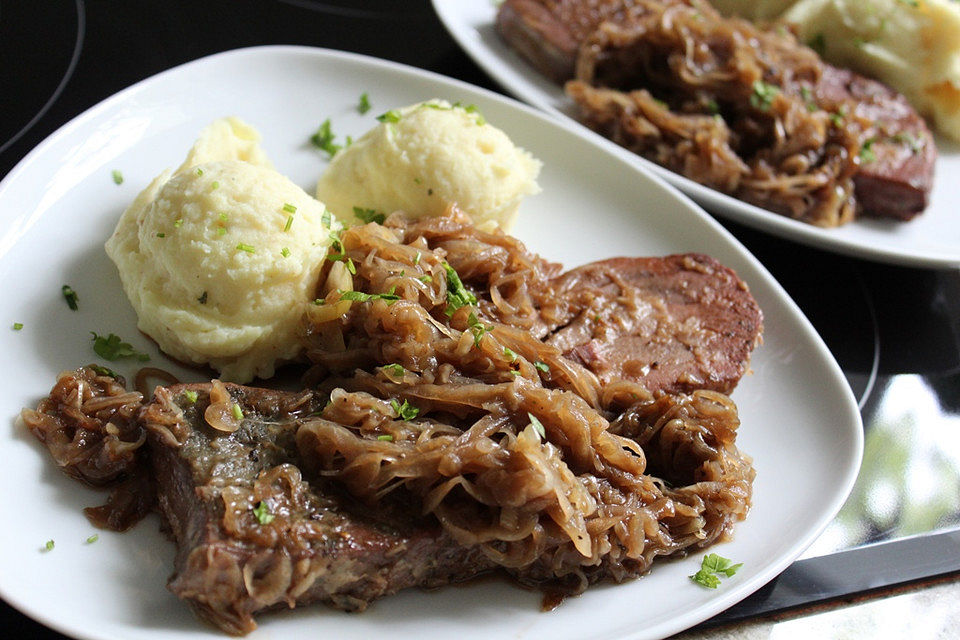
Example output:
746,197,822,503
0,46,862,640
433,1,960,268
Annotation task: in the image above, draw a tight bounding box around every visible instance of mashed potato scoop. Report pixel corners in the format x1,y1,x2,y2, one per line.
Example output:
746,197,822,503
105,118,335,383
316,100,542,232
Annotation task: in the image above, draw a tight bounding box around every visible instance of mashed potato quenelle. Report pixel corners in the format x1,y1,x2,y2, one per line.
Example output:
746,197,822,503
712,0,960,142
105,118,336,383
316,100,542,232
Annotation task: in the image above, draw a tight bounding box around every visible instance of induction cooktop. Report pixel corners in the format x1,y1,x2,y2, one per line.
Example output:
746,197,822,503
2,1,959,636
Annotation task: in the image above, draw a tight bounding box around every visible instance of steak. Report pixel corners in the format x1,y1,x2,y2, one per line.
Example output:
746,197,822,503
141,382,494,635
546,254,762,395
496,0,936,222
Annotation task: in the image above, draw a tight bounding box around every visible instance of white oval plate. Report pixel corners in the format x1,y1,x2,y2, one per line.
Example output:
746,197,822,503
0,46,862,640
433,1,960,268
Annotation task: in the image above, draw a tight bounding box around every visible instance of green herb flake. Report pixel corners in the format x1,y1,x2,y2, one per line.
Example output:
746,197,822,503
750,81,780,111
377,434,394,442
800,86,817,112
339,287,400,304
43,539,55,552
503,346,517,362
90,364,119,379
353,206,386,225
62,285,79,311
443,262,477,316
90,332,150,362
253,501,275,525
156,232,166,238
281,247,291,258
414,251,422,265
358,92,371,114
533,361,550,374
183,390,199,403
467,312,493,348
381,363,405,378
12,322,23,331
211,181,220,190
173,218,183,228
217,227,227,236
196,167,204,176
418,275,433,283
284,215,294,232
376,109,402,124
690,553,743,589
322,208,332,228
346,258,357,275
85,534,99,544
859,138,877,164
111,170,124,185
390,398,420,421
236,242,255,254
808,32,827,55
527,412,546,439
705,99,719,115
310,118,342,157
282,202,297,214
231,403,244,422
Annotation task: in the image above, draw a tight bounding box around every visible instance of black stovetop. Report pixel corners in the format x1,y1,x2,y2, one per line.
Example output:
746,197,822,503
2,1,959,636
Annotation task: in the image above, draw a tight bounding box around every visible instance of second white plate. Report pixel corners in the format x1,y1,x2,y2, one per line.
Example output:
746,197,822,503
434,1,960,268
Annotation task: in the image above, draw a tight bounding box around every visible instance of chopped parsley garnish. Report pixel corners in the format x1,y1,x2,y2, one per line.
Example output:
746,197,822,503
533,361,550,374
467,312,493,348
62,285,79,310
377,434,394,442
322,208,332,228
859,138,877,164
111,170,123,185
85,534,99,544
198,291,208,304
705,99,719,115
284,215,294,232
236,242,255,253
503,346,517,362
358,92,371,114
219,212,229,222
829,105,848,127
345,258,357,275
808,32,827,55
381,363,405,378
282,202,297,214
217,227,227,236
800,86,817,112
443,262,477,316
281,247,291,258
156,232,165,238
353,206,385,224
750,81,780,111
43,539,55,552
91,332,150,362
690,553,743,589
183,390,199,403
414,251,422,265
196,167,204,176
231,403,244,421
339,287,400,304
310,119,342,157
211,181,220,190
418,275,433,283
892,132,922,153
376,109,402,124
90,364,119,379
173,218,183,228
391,398,420,421
527,412,546,439
253,501,275,525
12,322,23,331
